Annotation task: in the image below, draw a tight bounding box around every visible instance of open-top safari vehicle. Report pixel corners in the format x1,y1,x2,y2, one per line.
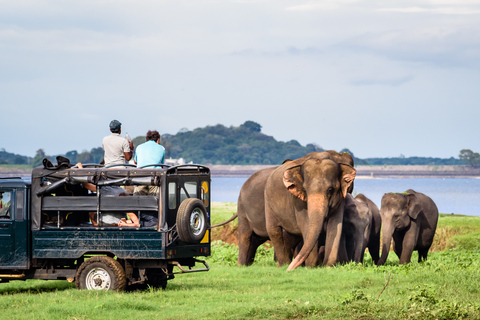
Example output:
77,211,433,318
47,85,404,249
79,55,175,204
0,158,211,291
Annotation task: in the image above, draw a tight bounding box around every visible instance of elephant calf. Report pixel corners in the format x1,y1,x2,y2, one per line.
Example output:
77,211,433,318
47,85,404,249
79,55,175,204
354,194,381,264
377,189,439,265
340,193,381,264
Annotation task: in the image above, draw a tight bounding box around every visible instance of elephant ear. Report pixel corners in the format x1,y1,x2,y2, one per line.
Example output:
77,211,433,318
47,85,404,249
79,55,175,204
406,194,422,219
283,165,306,202
340,164,356,197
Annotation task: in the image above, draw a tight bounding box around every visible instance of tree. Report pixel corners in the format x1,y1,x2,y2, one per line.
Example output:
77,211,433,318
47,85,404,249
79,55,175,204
66,150,78,163
240,121,262,133
77,150,92,164
459,149,480,167
90,147,104,164
32,149,47,167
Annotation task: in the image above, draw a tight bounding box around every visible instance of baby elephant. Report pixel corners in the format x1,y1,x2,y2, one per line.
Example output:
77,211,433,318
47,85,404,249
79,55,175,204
340,193,381,264
377,189,439,265
354,194,381,264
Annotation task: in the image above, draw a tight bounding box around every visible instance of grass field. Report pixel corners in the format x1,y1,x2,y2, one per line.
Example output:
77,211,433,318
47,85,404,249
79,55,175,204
1,202,479,320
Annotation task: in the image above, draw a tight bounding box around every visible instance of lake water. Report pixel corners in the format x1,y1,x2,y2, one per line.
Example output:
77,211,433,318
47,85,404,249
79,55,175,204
211,177,480,217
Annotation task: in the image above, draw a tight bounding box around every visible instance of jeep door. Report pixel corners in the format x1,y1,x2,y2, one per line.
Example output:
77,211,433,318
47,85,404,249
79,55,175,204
0,188,29,269
0,190,14,263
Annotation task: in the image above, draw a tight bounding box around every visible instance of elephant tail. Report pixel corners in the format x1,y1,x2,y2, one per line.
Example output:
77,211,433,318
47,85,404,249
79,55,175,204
211,213,238,228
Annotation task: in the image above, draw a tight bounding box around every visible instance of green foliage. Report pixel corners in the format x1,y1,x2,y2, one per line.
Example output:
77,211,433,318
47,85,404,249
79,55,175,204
31,149,46,167
364,156,464,165
162,121,325,165
208,241,274,267
0,149,30,165
459,149,480,167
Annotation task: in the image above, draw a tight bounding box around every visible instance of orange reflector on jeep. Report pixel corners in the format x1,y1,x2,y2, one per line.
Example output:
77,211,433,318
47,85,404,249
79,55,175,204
200,230,209,243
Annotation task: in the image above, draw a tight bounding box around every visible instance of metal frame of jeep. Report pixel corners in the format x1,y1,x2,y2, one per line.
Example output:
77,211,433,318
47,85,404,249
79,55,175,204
0,163,211,290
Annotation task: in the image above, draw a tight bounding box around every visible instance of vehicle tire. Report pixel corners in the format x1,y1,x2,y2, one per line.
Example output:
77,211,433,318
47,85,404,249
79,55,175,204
75,256,127,291
176,198,208,244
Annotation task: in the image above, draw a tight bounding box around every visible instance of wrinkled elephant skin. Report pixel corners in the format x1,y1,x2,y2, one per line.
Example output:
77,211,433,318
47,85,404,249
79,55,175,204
236,151,355,267
265,156,356,270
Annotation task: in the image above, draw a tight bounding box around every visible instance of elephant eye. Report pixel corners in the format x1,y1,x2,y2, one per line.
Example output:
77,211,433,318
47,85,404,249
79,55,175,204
327,187,334,196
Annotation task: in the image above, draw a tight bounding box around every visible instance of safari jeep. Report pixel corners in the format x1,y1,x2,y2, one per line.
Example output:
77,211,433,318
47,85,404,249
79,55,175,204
0,160,211,291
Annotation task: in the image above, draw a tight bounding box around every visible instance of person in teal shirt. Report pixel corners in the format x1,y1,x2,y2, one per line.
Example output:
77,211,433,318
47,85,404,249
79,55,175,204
134,130,165,168
133,130,165,195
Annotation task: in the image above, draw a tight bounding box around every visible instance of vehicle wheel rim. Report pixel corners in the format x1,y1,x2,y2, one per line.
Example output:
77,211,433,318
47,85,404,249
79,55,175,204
190,208,205,237
85,267,112,290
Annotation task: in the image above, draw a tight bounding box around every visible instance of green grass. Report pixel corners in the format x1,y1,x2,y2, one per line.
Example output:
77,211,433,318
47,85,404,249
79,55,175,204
1,203,480,319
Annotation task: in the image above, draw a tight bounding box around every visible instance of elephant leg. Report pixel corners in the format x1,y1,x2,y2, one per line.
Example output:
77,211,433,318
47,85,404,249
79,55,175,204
337,233,349,264
392,234,403,260
238,214,257,266
368,232,381,265
268,226,291,266
417,248,429,262
283,230,302,261
266,215,291,266
248,234,268,264
399,226,419,264
323,203,344,266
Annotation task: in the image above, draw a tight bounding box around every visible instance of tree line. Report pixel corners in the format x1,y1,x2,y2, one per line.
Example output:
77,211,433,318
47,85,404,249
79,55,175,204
0,121,475,167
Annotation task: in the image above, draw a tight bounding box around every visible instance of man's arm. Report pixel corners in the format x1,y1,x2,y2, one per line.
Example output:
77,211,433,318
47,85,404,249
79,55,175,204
124,140,134,161
119,212,139,227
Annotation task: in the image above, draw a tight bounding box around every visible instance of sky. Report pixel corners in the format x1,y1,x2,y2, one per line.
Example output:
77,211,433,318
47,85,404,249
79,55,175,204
1,0,479,159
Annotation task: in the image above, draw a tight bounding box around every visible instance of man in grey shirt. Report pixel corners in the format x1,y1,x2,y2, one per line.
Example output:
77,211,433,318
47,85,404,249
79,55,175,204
102,119,134,166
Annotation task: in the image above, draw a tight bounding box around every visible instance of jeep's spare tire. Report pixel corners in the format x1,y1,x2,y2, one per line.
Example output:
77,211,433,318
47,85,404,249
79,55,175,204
176,198,208,244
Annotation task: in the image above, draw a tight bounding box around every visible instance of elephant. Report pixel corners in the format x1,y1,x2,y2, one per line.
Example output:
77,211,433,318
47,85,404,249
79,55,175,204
237,151,355,267
354,193,381,264
340,193,373,263
237,166,277,266
377,189,439,265
265,154,356,270
288,193,380,266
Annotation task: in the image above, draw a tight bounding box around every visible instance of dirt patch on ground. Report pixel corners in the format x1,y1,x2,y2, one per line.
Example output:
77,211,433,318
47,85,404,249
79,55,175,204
211,224,239,245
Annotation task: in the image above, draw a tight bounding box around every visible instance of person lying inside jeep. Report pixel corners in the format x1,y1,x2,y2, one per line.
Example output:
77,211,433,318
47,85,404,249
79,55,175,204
88,193,140,227
76,162,139,227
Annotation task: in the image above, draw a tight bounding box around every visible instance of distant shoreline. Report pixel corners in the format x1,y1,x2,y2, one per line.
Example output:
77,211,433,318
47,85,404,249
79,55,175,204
2,165,480,179
209,164,480,178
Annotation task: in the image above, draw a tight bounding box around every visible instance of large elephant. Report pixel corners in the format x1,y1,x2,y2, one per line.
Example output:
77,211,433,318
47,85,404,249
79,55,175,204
237,151,354,267
265,154,356,270
377,189,438,265
354,193,381,264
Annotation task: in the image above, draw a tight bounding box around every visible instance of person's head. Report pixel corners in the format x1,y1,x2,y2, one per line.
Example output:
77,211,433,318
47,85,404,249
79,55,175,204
146,130,161,143
109,120,122,133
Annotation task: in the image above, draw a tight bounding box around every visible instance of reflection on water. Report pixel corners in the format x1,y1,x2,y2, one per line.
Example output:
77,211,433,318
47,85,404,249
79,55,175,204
211,177,480,217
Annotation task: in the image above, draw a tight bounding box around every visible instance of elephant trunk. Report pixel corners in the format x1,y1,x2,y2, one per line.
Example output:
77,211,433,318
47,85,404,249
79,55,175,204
287,195,327,271
377,224,393,266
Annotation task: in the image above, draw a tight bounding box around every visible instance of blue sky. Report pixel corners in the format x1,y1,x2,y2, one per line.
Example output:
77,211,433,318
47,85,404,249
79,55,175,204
1,0,479,159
